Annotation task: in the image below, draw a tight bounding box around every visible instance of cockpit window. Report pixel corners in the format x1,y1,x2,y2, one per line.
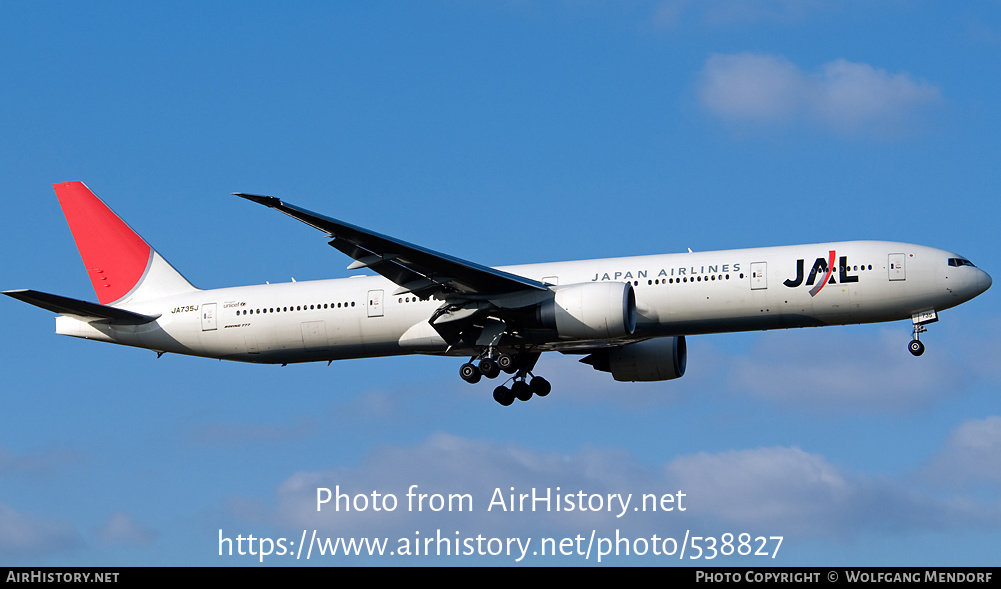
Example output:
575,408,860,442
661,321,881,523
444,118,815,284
948,258,976,268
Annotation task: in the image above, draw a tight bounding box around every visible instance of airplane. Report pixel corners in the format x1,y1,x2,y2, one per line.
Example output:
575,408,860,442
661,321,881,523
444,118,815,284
4,182,992,406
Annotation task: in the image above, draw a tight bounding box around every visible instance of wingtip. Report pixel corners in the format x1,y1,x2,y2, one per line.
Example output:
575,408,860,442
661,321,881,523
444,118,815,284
233,192,282,208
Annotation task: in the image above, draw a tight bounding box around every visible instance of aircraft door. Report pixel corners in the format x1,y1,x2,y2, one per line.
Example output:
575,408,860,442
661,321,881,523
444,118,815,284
201,303,217,331
367,290,384,317
888,253,906,281
750,262,767,290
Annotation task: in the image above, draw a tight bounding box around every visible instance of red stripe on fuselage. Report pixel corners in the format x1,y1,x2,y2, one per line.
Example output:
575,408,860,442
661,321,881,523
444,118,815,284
54,182,151,305
808,250,836,297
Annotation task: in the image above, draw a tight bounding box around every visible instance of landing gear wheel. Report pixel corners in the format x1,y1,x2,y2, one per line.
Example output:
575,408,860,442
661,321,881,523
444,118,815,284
512,380,533,402
908,339,925,356
493,385,514,406
479,358,500,379
459,363,481,384
497,354,518,374
530,376,551,397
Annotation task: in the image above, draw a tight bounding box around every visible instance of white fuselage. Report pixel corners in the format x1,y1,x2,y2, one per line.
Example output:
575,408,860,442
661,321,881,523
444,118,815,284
54,240,991,364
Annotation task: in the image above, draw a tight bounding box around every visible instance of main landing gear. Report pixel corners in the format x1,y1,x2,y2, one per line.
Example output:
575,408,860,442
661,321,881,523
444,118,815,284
459,352,551,406
492,376,551,407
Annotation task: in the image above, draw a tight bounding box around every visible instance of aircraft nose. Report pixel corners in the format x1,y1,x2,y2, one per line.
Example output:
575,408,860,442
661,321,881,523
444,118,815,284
978,268,992,294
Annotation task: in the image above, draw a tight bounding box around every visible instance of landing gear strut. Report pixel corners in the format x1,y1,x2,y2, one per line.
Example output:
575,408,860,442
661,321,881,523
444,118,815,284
908,310,937,357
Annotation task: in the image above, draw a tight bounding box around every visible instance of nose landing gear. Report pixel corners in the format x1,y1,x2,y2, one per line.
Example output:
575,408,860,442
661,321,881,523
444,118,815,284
908,310,937,357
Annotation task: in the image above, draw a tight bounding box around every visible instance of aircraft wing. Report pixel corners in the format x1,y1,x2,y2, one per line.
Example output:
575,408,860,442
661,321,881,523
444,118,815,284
3,289,160,324
234,193,549,299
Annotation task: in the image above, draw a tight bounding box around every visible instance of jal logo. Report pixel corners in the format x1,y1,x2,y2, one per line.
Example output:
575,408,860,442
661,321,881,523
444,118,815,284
783,250,859,297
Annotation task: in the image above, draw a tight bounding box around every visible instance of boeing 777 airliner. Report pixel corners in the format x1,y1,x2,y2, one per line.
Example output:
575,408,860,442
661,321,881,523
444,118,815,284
4,182,992,405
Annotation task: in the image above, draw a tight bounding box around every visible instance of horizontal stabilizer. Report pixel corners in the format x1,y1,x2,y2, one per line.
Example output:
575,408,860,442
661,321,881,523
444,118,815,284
3,289,160,324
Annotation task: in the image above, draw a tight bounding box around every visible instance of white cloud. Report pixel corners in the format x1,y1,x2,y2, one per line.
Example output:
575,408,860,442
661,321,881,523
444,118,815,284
0,503,80,558
652,0,692,28
922,416,1001,489
700,53,808,122
654,0,830,28
726,329,958,413
265,432,657,536
667,446,852,527
813,59,943,129
662,445,986,538
96,512,157,547
701,0,829,27
698,53,942,136
186,417,317,445
248,431,1000,545
0,446,87,477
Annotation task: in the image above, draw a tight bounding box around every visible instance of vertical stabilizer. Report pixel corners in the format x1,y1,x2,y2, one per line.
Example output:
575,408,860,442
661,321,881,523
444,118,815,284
53,182,197,305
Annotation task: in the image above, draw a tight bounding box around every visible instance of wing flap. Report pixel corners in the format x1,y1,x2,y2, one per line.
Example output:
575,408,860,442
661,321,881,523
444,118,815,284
3,289,160,324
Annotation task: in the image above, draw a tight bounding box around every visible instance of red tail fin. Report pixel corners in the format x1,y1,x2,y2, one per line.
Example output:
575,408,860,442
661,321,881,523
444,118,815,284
54,182,194,305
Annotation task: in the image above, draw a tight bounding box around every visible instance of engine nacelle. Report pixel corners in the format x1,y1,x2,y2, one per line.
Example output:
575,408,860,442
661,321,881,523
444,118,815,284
539,282,636,340
581,336,687,382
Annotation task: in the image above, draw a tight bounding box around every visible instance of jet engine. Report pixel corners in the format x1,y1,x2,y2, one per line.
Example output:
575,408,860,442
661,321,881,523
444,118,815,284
538,282,636,340
580,336,687,382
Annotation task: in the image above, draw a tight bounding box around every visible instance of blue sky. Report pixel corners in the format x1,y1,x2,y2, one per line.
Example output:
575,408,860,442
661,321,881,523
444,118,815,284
1,1,998,565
